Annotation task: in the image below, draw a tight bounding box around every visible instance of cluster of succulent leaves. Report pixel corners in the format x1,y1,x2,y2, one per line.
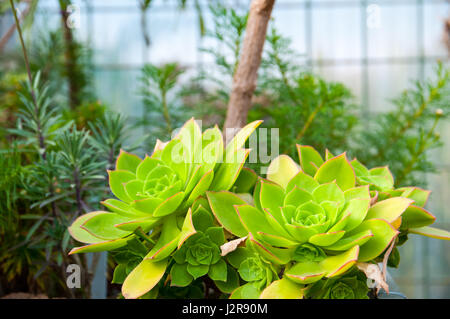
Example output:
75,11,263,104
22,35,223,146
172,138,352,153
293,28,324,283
68,118,449,299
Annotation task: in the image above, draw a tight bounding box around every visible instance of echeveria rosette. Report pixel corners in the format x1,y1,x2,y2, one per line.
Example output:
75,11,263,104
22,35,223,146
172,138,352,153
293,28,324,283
208,151,414,288
67,118,261,299
170,203,227,287
68,119,262,254
305,269,369,299
226,246,280,299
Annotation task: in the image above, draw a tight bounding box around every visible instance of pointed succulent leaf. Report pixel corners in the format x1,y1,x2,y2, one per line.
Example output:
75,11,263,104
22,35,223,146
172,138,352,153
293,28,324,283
351,158,369,177
124,180,145,200
308,231,346,246
68,237,130,255
116,150,142,173
284,186,314,207
398,187,431,207
314,153,355,191
257,232,298,247
285,262,326,284
286,246,359,284
185,169,214,207
297,145,324,176
108,170,136,202
236,205,285,239
211,148,250,191
161,138,188,183
170,263,193,287
206,191,248,237
233,167,258,193
320,245,360,277
183,165,203,197
225,120,262,155
68,211,108,244
102,199,148,217
368,166,394,190
328,212,351,233
146,215,180,260
409,226,450,240
324,230,373,251
284,220,318,243
344,185,370,201
178,209,197,248
215,265,240,293
205,227,226,246
266,155,300,189
132,197,164,214
112,264,127,284
248,234,293,265
226,247,253,269
192,206,214,232
136,156,162,180
153,192,185,217
122,259,168,299
114,216,159,231
187,263,209,279
208,259,227,281
349,219,398,262
81,212,131,240
259,180,285,223
312,182,345,205
325,149,335,160
230,283,261,299
200,126,223,173
342,198,371,231
400,205,436,229
286,171,319,194
365,197,414,223
260,278,304,299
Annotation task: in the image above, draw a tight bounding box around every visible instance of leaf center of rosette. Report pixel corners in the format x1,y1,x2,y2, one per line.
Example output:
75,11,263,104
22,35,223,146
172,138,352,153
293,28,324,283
330,282,355,299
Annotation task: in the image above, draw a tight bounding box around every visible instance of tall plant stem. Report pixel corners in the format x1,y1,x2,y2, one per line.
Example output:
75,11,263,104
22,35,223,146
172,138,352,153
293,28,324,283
0,0,31,52
296,100,325,141
10,0,33,96
161,89,172,134
223,0,276,142
10,0,46,157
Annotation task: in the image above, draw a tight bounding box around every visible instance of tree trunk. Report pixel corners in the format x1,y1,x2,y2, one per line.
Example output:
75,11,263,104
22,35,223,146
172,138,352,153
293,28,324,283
223,0,275,143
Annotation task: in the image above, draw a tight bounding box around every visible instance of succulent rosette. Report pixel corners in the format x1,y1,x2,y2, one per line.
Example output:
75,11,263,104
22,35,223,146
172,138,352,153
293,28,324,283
305,269,369,299
170,202,227,287
67,118,261,298
208,144,450,297
226,246,279,298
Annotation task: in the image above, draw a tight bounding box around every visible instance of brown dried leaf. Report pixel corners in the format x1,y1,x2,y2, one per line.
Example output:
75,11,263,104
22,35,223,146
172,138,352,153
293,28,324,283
356,262,389,294
220,236,247,256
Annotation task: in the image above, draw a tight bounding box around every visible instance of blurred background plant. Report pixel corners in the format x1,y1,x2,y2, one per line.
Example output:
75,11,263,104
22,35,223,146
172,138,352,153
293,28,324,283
0,0,449,298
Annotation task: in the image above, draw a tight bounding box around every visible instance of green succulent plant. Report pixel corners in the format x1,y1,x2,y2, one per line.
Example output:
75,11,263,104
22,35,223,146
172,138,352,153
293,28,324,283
226,246,279,298
171,202,227,286
306,269,369,299
67,118,261,298
207,144,450,298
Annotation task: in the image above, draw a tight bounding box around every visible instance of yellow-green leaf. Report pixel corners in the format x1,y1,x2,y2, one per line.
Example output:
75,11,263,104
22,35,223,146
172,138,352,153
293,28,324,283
122,259,168,299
